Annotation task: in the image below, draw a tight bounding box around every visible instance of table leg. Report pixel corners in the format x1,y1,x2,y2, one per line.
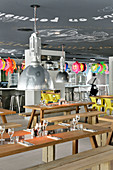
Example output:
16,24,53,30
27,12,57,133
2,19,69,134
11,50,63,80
90,136,98,148
84,105,89,123
106,131,113,145
40,110,44,125
1,115,7,123
42,145,55,163
72,140,78,154
32,115,38,128
27,109,36,129
76,106,79,113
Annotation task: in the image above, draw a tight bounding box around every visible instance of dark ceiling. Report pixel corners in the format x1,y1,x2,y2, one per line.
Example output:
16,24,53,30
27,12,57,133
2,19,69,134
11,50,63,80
0,0,113,63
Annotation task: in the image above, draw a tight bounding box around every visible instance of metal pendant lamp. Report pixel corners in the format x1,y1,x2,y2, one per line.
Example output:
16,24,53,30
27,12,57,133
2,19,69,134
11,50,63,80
18,5,54,90
56,45,69,83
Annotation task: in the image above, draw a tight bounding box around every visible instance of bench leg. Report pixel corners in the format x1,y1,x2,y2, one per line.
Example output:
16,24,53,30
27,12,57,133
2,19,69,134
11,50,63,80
95,133,111,170
88,116,96,124
64,111,71,123
42,145,55,163
100,162,111,170
91,166,99,170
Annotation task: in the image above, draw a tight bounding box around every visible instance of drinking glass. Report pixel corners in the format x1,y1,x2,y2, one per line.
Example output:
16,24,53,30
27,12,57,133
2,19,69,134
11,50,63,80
43,120,48,130
0,126,5,145
70,120,75,131
76,115,80,122
8,128,14,144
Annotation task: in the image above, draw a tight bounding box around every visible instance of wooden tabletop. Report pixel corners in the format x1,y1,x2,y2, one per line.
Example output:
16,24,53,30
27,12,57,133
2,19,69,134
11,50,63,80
0,108,16,116
23,102,94,111
0,124,111,158
90,95,113,99
0,130,31,139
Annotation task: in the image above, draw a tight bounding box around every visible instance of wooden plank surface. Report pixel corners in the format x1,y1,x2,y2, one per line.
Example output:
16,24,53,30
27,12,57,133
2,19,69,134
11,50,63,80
0,130,31,139
23,102,94,111
99,115,113,123
0,124,111,158
42,111,104,123
19,108,77,117
25,145,113,170
0,122,22,129
0,108,16,115
90,95,113,99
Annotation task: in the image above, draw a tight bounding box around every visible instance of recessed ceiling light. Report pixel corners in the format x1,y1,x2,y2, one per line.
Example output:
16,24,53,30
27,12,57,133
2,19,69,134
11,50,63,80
90,58,95,61
54,31,60,35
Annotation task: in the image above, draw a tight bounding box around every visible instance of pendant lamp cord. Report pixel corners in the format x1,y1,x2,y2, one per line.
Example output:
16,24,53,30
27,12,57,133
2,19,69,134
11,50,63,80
34,6,39,34
62,44,65,71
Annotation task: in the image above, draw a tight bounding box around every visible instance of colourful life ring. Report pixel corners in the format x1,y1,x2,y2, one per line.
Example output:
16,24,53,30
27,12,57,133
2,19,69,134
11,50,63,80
3,59,10,71
0,59,3,70
72,62,79,73
105,64,109,74
1,59,5,70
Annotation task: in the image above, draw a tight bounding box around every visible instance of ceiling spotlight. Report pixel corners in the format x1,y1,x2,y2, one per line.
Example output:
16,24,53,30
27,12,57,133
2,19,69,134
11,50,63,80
73,58,76,60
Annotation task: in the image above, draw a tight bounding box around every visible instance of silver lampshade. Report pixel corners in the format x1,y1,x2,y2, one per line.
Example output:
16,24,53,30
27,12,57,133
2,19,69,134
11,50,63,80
56,71,69,83
17,5,54,90
18,63,54,90
56,45,69,83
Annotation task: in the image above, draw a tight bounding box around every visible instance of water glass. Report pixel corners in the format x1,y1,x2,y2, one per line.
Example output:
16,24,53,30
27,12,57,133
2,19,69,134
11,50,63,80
8,128,14,144
0,125,5,145
76,115,80,122
43,120,48,130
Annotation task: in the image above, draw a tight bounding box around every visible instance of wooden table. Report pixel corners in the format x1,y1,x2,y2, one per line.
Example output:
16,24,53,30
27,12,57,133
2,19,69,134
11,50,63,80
23,101,94,128
0,124,111,163
0,108,16,124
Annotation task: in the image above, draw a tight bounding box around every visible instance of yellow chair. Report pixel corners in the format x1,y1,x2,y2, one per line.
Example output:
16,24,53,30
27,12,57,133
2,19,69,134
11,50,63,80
103,98,113,115
55,93,61,101
41,93,50,104
48,93,58,103
90,96,103,111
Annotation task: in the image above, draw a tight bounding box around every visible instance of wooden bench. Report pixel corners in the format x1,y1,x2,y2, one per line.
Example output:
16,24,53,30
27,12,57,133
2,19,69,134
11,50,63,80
25,145,113,170
98,115,113,123
42,111,105,124
0,122,22,129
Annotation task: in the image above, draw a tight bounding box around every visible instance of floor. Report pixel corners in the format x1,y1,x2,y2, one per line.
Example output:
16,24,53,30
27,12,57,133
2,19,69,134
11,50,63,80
0,106,106,170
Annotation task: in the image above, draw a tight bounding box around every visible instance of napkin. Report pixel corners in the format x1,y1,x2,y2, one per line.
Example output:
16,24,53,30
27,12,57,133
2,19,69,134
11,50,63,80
83,128,97,132
47,136,62,140
58,123,70,127
18,141,34,147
